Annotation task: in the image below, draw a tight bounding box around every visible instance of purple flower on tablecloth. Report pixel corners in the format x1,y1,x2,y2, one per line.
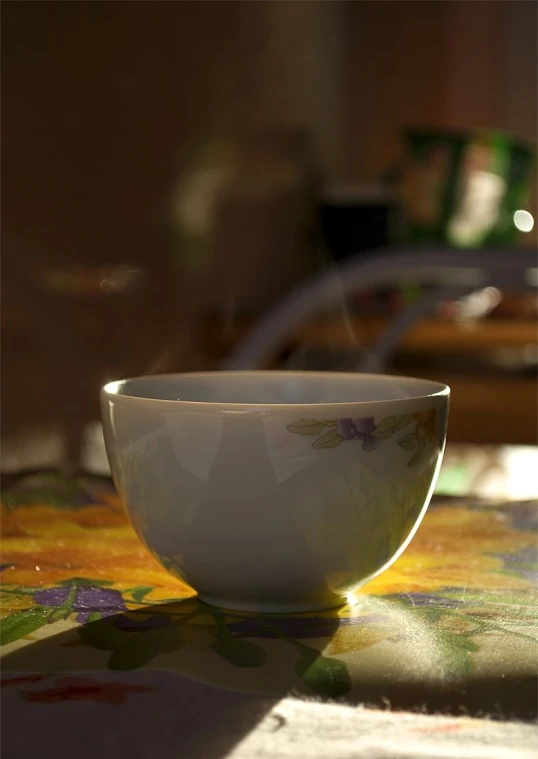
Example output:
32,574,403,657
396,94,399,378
34,586,126,623
402,593,464,609
336,418,382,452
497,546,538,583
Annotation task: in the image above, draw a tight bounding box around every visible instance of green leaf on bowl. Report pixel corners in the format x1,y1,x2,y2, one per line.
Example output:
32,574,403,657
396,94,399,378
313,431,344,449
287,420,327,436
393,414,413,431
408,441,427,467
373,416,396,436
398,433,418,451
373,430,394,440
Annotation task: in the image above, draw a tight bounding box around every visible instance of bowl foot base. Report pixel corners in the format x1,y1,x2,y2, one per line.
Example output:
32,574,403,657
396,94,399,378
197,595,347,614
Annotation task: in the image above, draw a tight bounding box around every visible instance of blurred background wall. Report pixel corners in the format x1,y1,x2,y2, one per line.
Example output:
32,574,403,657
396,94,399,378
346,1,537,179
2,0,537,466
4,1,536,257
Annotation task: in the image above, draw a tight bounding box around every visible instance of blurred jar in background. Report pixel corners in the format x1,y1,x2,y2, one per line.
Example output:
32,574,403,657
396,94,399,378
172,127,323,318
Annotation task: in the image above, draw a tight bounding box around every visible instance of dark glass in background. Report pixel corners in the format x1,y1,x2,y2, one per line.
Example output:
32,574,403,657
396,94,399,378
319,186,394,262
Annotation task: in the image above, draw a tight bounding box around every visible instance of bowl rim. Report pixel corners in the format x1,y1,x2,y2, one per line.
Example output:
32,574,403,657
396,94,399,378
101,371,450,410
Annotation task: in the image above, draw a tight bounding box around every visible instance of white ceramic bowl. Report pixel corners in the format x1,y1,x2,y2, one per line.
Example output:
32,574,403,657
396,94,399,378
101,371,449,613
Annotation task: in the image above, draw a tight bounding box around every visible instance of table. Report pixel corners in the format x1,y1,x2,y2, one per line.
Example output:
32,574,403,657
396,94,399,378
1,471,537,757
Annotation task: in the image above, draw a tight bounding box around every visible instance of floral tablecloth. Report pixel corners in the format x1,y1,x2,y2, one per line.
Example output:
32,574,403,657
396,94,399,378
1,473,537,722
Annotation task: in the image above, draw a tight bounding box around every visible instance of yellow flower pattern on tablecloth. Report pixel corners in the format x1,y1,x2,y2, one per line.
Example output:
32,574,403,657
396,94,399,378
0,474,536,703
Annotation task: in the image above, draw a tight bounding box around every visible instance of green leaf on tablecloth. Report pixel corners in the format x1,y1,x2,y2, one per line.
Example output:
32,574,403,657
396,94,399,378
1,492,76,509
439,633,479,653
1,475,95,510
0,587,42,600
436,631,479,678
397,433,418,451
58,577,115,588
130,586,154,603
287,420,327,436
442,646,474,678
295,650,352,698
210,612,266,667
77,617,127,651
313,431,344,449
48,606,74,623
0,608,52,645
212,636,266,667
414,607,446,623
108,628,180,670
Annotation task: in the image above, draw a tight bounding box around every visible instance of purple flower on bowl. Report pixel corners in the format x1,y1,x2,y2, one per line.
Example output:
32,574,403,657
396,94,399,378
336,418,382,452
34,586,126,623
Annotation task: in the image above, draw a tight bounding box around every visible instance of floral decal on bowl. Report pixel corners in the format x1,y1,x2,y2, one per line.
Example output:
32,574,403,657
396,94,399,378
286,409,439,467
397,410,439,466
